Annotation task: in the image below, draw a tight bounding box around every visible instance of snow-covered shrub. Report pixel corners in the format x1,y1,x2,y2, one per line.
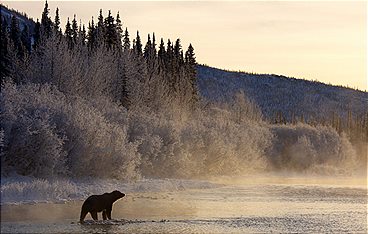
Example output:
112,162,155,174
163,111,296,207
267,123,357,174
1,82,141,180
177,112,272,177
127,112,181,178
1,82,67,177
127,104,272,178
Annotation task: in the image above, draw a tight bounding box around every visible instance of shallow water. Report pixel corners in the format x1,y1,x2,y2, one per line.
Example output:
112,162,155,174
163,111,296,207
1,177,367,233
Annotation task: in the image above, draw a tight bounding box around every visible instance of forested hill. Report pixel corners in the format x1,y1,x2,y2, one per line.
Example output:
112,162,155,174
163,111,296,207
197,65,368,123
0,5,35,31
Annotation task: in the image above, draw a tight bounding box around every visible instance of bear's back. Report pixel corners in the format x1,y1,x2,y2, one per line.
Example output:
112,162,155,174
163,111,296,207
83,193,113,212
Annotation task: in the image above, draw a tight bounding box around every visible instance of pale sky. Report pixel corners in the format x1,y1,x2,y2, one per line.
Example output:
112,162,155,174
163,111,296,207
3,1,367,90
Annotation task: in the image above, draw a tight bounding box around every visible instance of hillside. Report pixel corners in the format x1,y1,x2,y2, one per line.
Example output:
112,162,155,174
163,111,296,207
0,4,35,32
197,65,368,122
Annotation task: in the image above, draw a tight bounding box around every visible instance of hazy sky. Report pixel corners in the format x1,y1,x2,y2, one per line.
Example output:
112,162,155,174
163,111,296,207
3,1,367,90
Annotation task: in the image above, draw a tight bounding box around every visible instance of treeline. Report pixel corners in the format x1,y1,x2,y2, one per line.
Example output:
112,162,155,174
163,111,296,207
0,1,198,112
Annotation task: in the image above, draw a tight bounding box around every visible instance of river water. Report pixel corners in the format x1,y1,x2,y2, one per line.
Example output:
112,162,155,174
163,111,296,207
1,176,367,233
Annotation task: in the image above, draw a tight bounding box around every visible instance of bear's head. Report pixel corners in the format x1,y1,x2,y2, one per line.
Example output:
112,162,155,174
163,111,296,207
111,190,125,200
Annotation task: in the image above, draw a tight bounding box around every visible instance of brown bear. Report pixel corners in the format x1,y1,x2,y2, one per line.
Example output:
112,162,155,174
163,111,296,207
80,190,125,223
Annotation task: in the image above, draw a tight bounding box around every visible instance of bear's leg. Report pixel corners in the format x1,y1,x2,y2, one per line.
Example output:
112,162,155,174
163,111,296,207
80,209,88,223
90,211,98,221
106,208,112,219
102,210,107,220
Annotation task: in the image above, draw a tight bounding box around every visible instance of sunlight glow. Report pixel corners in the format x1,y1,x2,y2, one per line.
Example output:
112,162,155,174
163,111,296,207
2,1,366,90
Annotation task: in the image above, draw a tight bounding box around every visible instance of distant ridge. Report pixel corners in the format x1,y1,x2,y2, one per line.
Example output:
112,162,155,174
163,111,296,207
197,65,368,122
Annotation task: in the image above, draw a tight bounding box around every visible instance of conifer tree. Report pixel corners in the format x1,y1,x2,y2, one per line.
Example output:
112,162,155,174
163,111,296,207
10,15,21,48
71,15,78,44
79,23,86,45
135,31,142,55
104,10,117,48
158,38,166,61
87,17,96,49
41,0,52,37
65,17,73,48
21,25,31,52
165,39,174,71
152,33,157,56
96,9,105,43
123,27,130,51
0,15,10,82
185,43,199,106
174,39,182,60
10,15,27,59
116,11,123,45
144,34,152,59
54,7,60,33
33,19,41,48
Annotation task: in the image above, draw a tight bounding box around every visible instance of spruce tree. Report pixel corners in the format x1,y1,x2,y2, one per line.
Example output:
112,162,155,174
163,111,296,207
10,15,21,48
41,0,52,37
87,17,96,49
54,7,60,33
144,34,152,59
185,43,199,106
135,31,142,55
79,24,86,45
0,15,10,82
10,15,27,59
21,25,31,52
158,38,166,61
123,27,130,51
174,38,184,66
71,15,78,44
152,33,157,56
33,19,41,48
65,17,73,48
96,9,105,44
116,11,123,46
165,39,174,70
104,10,117,48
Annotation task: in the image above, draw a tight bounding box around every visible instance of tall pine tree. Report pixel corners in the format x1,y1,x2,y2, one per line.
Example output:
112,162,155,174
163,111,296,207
87,17,96,49
54,7,61,34
71,15,78,44
134,31,142,55
185,43,199,107
0,14,10,83
116,11,123,46
41,0,52,37
65,17,73,48
96,9,105,44
33,19,41,48
104,10,117,48
123,27,130,51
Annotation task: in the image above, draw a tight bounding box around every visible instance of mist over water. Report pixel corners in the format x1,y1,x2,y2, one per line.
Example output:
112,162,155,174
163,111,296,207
1,176,367,233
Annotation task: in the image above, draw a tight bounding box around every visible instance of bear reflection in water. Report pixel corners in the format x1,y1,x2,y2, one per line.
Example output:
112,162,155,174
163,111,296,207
80,190,125,224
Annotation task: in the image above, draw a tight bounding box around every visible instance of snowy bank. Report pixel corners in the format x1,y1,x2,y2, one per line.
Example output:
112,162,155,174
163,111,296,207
0,175,220,205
